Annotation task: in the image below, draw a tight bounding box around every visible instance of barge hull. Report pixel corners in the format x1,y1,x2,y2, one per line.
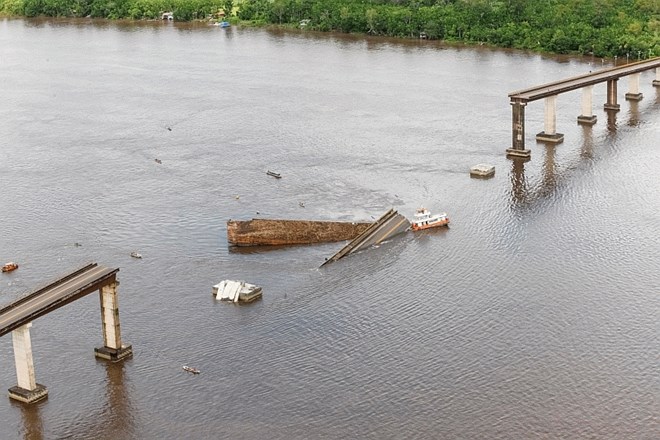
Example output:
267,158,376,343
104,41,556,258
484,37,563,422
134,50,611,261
226,219,372,246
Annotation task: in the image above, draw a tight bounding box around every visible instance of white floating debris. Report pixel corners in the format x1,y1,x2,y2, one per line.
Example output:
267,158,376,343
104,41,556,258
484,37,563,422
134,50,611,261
470,163,495,178
212,280,262,303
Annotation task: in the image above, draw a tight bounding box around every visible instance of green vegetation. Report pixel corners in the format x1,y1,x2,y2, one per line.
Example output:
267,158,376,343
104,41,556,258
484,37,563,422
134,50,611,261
1,0,658,58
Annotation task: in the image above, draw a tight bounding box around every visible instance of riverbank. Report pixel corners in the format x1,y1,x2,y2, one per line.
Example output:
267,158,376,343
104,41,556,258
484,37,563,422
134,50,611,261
1,0,658,58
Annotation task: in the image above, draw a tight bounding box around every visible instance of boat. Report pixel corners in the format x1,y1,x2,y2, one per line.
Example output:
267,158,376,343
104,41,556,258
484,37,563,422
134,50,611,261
2,262,18,272
410,207,449,231
130,252,143,259
212,21,230,28
266,170,282,179
212,280,263,303
182,365,200,374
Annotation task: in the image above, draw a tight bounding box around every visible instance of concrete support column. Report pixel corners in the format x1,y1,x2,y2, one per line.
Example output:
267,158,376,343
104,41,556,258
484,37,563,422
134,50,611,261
625,73,643,101
653,67,660,87
536,95,564,143
94,281,132,362
506,100,531,158
604,79,620,111
577,85,597,125
8,323,48,403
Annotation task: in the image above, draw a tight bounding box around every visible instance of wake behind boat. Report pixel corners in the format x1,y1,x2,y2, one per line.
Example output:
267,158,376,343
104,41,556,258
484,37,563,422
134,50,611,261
411,207,449,231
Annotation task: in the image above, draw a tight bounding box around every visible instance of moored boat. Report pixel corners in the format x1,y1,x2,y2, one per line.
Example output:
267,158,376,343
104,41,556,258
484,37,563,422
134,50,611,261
410,207,449,231
2,262,19,272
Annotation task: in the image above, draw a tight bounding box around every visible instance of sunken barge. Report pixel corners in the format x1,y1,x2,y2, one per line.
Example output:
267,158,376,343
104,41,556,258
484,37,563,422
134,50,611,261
226,218,372,247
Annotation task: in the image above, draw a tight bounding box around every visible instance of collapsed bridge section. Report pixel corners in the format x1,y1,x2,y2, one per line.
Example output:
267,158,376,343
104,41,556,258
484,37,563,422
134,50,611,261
321,209,410,267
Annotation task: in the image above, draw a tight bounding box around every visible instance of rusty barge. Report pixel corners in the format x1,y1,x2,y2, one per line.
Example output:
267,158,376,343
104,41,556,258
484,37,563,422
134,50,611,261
226,218,372,247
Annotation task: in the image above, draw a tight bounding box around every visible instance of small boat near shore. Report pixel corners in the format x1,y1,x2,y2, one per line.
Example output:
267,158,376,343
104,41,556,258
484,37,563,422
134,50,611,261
266,170,282,179
182,365,200,374
411,207,449,231
2,262,18,273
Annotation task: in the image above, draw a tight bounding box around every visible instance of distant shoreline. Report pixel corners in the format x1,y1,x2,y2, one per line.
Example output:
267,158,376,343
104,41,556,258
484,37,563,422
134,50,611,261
1,0,658,59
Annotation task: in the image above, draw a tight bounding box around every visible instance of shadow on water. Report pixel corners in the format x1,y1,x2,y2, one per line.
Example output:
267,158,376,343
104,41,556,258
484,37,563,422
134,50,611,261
606,108,618,133
228,243,331,254
12,359,135,440
13,399,45,440
72,360,136,440
626,100,641,127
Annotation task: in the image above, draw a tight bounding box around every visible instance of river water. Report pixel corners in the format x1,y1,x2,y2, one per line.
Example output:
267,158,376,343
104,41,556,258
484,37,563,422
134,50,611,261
0,18,658,439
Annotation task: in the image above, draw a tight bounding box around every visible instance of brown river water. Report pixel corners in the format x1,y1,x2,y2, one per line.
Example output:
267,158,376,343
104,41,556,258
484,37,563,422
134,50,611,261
0,18,658,440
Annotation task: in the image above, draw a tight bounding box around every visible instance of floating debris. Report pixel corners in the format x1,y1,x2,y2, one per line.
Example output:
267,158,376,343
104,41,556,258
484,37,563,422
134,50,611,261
2,262,19,273
470,163,495,178
299,202,305,208
155,158,162,164
212,280,263,303
182,365,200,374
266,170,282,179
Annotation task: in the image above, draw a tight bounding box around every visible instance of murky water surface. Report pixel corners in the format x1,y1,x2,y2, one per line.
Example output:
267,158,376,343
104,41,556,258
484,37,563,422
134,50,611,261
0,18,658,439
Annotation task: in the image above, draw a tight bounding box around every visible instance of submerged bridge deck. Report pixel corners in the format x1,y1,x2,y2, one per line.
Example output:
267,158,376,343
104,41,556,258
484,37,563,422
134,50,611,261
0,263,118,337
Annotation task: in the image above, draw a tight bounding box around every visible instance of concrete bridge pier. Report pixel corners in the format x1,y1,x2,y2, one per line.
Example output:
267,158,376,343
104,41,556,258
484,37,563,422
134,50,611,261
536,95,564,143
577,85,597,125
625,73,643,101
653,68,660,87
94,282,132,362
8,323,48,403
604,79,620,111
506,100,531,158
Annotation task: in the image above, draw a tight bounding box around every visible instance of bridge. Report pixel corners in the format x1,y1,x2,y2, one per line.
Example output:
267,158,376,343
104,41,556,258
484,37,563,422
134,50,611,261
0,263,131,403
506,57,660,159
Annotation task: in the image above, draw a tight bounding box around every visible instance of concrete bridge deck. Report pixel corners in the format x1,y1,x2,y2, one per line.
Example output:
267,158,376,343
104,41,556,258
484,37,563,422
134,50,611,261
509,58,660,102
1,263,129,403
0,263,118,337
506,57,660,158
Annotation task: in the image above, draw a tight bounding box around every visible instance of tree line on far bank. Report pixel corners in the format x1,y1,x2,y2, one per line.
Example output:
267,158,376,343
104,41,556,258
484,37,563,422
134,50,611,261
1,0,658,58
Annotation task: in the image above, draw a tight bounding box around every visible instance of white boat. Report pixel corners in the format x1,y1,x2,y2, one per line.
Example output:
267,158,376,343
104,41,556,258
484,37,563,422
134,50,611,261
130,252,142,259
411,207,449,231
212,280,263,303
